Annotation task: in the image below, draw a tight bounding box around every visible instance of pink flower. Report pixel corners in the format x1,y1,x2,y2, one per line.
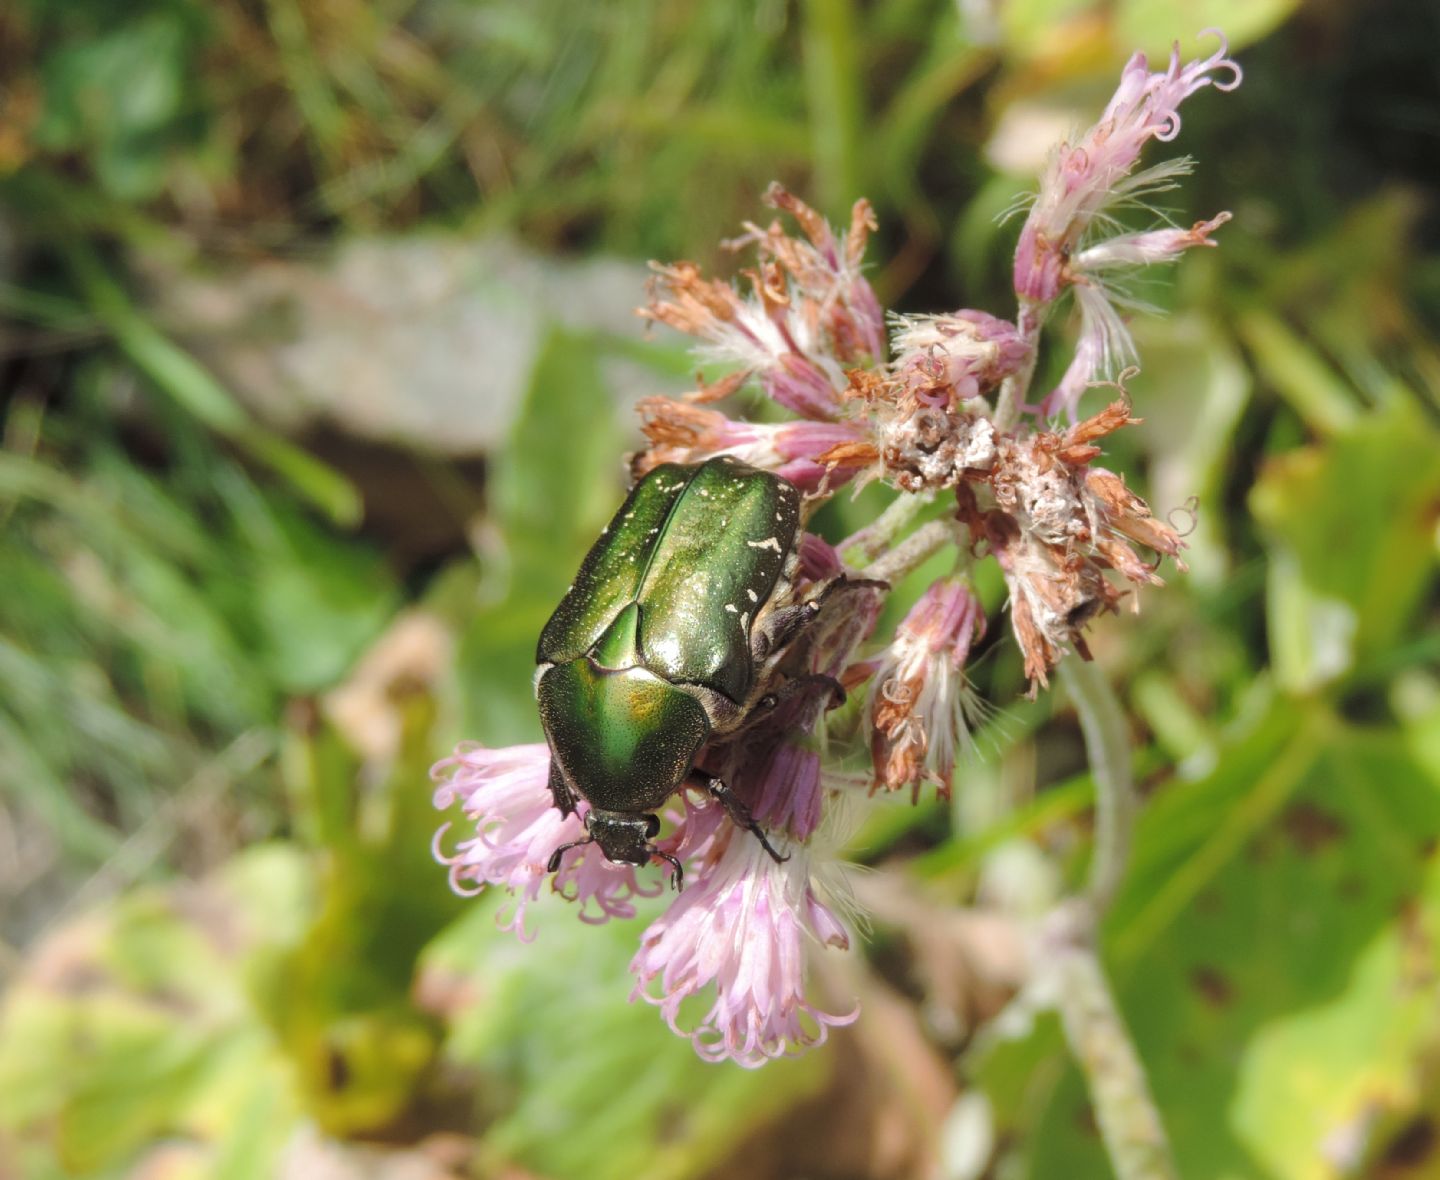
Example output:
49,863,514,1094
630,833,856,1067
635,398,872,492
1072,211,1232,272
1014,33,1241,304
704,731,827,843
1012,33,1240,419
1040,283,1135,420
642,185,884,422
890,309,1031,408
431,742,658,938
866,579,987,797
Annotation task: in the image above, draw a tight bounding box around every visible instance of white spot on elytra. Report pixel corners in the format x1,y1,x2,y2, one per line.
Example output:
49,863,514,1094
747,537,782,553
746,589,758,603
724,603,737,613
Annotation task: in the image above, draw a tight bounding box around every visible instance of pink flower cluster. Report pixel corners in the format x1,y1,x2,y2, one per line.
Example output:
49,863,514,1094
434,37,1239,1067
1012,32,1241,419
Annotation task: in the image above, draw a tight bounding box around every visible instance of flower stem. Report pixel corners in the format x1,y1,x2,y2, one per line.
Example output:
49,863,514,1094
1059,658,1134,914
865,518,953,584
1045,902,1178,1180
1039,661,1174,1180
992,297,1046,432
839,490,934,563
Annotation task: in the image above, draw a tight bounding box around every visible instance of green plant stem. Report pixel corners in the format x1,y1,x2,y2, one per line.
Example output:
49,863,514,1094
993,297,1047,432
1038,661,1175,1180
1045,902,1178,1180
865,518,952,584
839,490,934,563
1059,659,1135,913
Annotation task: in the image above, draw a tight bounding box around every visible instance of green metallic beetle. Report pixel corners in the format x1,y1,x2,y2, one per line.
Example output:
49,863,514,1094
536,455,831,888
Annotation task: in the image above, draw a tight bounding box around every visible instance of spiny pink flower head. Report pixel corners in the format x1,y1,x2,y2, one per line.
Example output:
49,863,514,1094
865,578,987,798
431,742,659,938
955,398,1186,688
739,183,887,366
1013,32,1241,305
642,185,884,421
432,731,858,1065
630,831,855,1068
1013,33,1240,420
633,397,871,493
889,310,1031,410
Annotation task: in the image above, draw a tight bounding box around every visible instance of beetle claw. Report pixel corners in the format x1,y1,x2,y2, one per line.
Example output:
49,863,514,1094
650,848,685,891
547,836,595,873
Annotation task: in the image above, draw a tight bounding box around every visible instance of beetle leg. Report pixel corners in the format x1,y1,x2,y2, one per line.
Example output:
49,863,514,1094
648,848,685,891
753,600,822,661
700,776,790,865
754,575,891,664
547,836,595,873
546,758,581,817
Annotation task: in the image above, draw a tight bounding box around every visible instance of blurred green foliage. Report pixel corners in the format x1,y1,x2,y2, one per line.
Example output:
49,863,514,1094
2,0,1439,1176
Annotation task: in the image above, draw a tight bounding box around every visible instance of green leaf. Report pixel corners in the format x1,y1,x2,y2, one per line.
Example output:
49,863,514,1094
1250,403,1440,692
0,846,313,1176
1013,701,1440,1178
1239,310,1360,438
62,241,361,525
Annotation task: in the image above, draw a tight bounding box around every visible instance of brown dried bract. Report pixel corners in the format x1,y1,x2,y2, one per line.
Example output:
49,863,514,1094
641,260,746,335
968,399,1184,687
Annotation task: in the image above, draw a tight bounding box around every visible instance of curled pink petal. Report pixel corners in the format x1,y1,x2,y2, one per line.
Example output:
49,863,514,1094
630,837,856,1068
431,742,651,937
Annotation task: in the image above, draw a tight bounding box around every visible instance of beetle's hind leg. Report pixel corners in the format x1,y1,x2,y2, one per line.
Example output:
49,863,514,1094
546,758,581,817
752,574,890,665
752,599,823,662
697,775,790,865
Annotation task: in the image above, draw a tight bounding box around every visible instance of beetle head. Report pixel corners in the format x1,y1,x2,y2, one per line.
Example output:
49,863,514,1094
586,811,684,890
589,810,660,865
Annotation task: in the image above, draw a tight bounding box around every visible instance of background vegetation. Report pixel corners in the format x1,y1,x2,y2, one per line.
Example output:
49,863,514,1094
1,0,1437,1176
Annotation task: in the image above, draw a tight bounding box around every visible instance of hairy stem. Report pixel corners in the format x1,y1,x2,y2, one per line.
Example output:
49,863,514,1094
1037,662,1173,1180
992,297,1047,432
1045,903,1178,1180
865,517,953,584
839,490,934,563
1059,658,1135,913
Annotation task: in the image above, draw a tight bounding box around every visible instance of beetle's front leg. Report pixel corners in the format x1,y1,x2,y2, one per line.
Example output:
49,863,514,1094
753,574,890,663
547,835,594,873
695,774,790,865
647,848,685,891
547,758,581,818
753,600,821,662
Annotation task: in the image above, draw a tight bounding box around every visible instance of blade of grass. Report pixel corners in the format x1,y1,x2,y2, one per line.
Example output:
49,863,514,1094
59,241,361,525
